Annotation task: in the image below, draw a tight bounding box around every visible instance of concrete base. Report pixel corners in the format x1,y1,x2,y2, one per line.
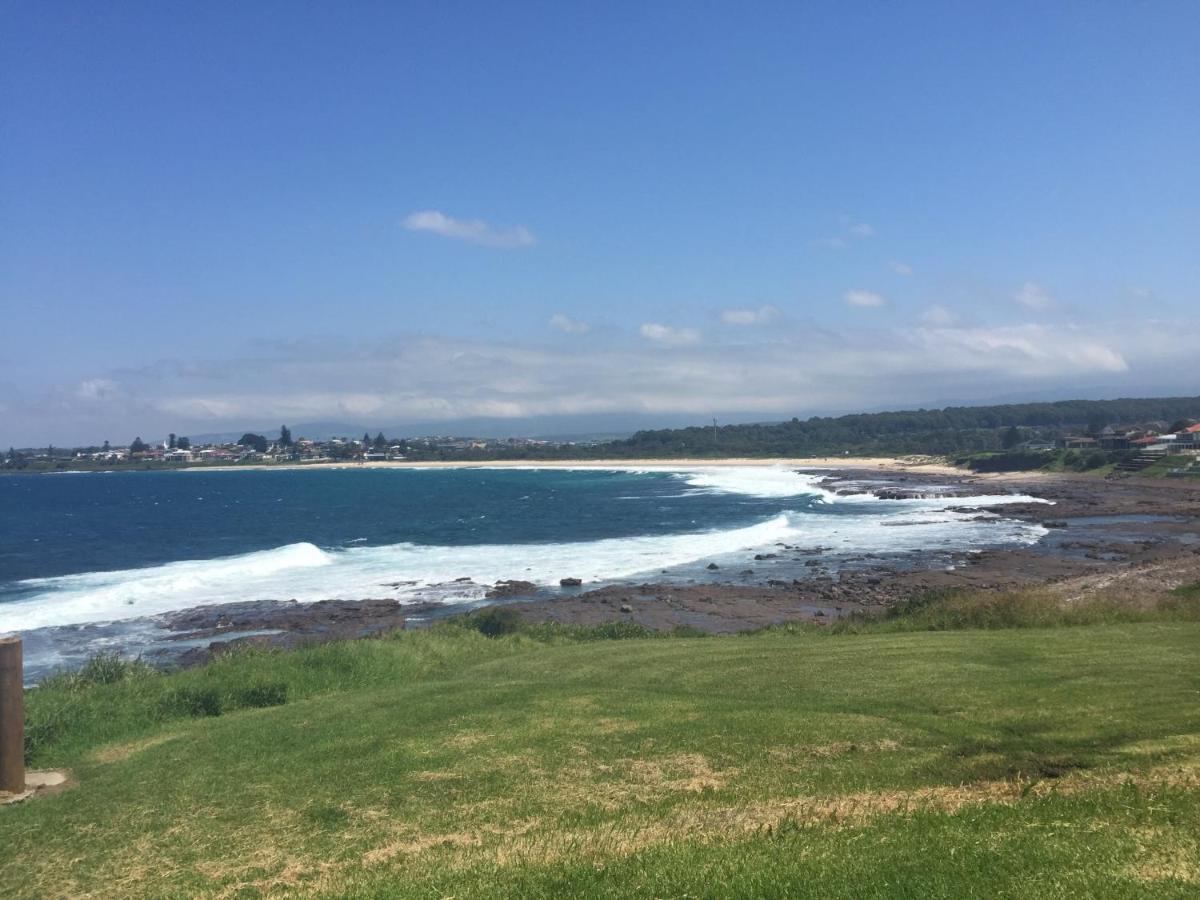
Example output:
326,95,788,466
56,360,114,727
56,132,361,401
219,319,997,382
0,770,72,805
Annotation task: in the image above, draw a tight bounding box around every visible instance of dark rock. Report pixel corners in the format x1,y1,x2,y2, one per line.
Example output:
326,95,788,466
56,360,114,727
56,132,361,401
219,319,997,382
1044,520,1069,528
486,579,538,599
706,562,720,570
754,553,778,561
559,577,583,587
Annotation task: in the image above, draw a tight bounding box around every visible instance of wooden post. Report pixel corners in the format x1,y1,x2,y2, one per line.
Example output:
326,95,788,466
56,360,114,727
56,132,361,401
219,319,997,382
0,635,24,795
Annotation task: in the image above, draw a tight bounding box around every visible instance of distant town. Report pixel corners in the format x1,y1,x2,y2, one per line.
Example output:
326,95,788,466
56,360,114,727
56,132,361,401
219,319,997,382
1,426,588,471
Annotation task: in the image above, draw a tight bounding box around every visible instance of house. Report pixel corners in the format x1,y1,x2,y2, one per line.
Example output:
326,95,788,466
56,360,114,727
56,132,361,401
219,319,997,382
1168,423,1200,453
1130,435,1163,447
163,449,193,462
1059,436,1098,449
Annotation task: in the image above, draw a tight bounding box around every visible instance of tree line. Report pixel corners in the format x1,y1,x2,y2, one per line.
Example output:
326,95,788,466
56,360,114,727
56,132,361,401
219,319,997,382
593,395,1200,459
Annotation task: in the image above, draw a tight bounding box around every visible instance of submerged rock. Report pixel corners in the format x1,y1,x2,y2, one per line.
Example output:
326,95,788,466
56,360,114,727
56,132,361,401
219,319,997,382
486,580,538,599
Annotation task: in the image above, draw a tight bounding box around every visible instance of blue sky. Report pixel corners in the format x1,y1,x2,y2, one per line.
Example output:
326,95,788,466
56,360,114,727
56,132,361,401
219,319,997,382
2,2,1199,445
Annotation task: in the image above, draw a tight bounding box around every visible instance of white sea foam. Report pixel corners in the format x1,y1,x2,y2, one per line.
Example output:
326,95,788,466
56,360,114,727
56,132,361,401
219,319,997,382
0,466,1048,632
0,515,795,630
671,467,836,499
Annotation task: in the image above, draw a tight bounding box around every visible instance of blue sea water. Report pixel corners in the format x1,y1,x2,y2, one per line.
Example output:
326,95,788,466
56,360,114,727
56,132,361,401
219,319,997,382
0,465,1047,674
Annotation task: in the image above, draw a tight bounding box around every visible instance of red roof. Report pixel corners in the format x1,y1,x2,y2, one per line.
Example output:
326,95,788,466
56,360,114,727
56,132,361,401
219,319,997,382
1131,436,1161,445
1186,424,1200,434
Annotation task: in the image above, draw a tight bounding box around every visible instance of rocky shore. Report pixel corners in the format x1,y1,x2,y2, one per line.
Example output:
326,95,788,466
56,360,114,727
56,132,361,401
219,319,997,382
158,469,1200,665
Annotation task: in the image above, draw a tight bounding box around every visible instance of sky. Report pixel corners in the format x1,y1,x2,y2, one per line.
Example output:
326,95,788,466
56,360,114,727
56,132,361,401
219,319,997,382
2,1,1199,446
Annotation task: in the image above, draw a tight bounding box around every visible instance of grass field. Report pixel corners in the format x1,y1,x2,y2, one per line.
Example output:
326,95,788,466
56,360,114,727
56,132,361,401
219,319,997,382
3,602,1200,897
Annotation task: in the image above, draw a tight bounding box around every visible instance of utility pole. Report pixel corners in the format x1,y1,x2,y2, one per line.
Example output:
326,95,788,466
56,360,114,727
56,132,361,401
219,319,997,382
0,636,24,795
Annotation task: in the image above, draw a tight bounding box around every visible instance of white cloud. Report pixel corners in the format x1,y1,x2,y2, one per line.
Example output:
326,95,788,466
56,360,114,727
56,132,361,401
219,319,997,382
720,305,780,325
844,289,886,308
1014,281,1056,311
639,323,702,346
920,306,957,326
11,315,1196,445
402,210,536,249
891,261,913,276
550,314,590,335
819,217,875,249
76,378,120,400
911,323,1128,374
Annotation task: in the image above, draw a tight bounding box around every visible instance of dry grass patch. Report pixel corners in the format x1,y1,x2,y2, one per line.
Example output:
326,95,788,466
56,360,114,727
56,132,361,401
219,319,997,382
1125,827,1200,885
91,733,180,764
411,770,460,782
769,738,903,763
362,832,482,867
442,729,489,750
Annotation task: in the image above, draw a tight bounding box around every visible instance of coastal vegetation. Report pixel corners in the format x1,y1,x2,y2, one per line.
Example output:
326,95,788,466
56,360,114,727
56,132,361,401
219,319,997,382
602,395,1200,460
5,589,1200,897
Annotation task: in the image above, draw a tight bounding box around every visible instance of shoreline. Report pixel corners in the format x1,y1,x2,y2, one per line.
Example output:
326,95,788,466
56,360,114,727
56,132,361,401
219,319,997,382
14,465,1200,676
172,455,981,477
145,466,1200,665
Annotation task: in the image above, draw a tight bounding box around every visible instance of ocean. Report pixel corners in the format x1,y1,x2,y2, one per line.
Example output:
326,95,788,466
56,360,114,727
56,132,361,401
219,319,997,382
0,465,1045,677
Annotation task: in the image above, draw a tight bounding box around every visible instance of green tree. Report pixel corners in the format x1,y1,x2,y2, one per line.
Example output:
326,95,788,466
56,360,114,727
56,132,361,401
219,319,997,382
168,433,177,449
237,433,269,453
176,436,191,450
279,425,292,447
130,437,148,454
373,432,387,450
1001,425,1022,449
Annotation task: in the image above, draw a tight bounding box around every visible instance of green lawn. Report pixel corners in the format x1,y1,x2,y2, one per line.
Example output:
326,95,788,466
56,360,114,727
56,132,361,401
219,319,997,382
3,622,1199,897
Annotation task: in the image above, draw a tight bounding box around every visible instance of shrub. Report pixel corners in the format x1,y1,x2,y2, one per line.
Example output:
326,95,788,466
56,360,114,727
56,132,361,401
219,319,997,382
230,681,289,709
580,621,658,641
159,685,222,718
37,652,154,692
465,605,525,637
962,451,1052,472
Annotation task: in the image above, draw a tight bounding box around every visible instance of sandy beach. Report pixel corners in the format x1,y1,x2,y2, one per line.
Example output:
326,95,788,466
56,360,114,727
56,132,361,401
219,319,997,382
186,455,978,476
